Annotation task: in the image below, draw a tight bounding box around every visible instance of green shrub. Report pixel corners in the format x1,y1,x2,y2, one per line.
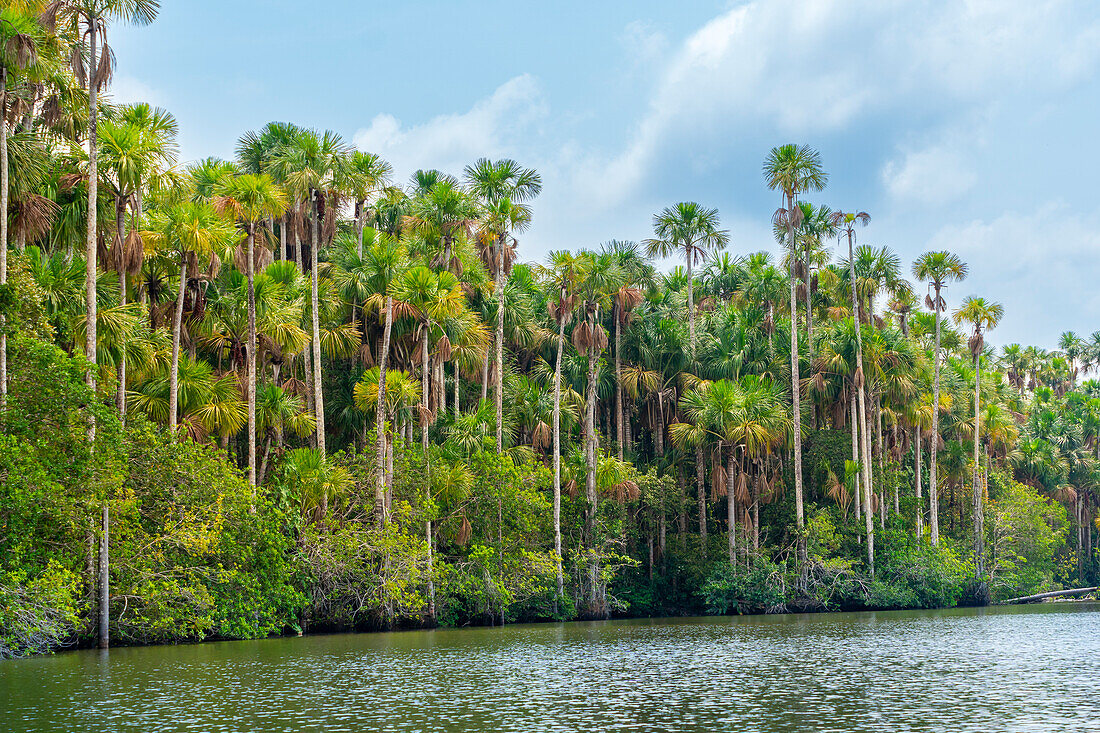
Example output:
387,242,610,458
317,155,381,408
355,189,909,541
700,559,786,615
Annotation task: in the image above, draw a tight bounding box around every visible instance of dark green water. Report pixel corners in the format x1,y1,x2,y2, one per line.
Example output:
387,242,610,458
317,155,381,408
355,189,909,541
2,603,1097,732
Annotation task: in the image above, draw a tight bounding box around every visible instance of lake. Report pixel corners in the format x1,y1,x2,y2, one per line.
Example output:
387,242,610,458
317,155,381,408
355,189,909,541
2,603,1097,732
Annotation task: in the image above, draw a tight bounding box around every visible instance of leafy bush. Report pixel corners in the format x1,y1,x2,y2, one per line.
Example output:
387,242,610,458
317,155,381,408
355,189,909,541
0,563,82,659
700,559,786,615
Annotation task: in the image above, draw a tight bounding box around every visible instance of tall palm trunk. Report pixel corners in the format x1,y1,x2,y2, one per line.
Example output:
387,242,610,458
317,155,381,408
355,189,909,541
169,255,188,431
851,391,861,524
310,194,325,456
614,312,624,460
86,23,99,406
88,20,104,651
727,447,737,564
247,224,257,487
114,202,129,423
373,294,391,528
686,247,695,357
420,324,436,622
915,427,924,540
786,198,807,572
277,214,285,262
847,229,874,570
972,352,988,603
453,361,460,417
584,346,599,612
804,252,814,426
929,289,943,545
495,236,505,452
0,67,9,409
697,446,707,554
552,316,566,601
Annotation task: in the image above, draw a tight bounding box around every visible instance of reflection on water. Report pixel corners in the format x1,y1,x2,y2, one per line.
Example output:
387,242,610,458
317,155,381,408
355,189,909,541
1,603,1097,732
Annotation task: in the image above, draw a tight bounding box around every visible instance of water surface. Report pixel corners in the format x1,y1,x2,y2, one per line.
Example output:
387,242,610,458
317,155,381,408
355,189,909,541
2,603,1098,732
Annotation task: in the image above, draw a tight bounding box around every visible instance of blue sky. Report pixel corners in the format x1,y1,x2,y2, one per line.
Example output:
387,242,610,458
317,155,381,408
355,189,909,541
111,0,1100,349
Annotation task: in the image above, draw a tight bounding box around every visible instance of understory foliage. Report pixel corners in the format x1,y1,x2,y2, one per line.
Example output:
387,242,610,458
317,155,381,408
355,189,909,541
0,5,1096,655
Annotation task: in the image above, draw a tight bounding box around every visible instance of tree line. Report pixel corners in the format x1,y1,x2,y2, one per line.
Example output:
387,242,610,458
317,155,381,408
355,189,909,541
1,1,1096,656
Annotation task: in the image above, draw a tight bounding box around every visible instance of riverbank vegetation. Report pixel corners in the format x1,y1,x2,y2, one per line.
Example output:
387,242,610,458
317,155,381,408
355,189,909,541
1,2,1097,658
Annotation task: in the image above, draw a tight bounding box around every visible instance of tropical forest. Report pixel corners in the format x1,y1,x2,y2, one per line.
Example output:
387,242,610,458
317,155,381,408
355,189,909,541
1,1,1097,662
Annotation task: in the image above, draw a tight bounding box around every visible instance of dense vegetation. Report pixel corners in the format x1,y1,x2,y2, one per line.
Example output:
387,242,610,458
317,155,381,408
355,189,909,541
1,2,1096,658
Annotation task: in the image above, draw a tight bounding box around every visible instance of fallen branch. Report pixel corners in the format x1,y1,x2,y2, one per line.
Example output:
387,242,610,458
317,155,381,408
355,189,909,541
1000,586,1097,605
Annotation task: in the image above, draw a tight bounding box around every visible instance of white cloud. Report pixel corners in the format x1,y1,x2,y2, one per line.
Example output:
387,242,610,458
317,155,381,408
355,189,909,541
621,20,668,66
104,75,168,108
924,203,1100,347
597,0,1100,201
352,74,547,180
883,139,977,205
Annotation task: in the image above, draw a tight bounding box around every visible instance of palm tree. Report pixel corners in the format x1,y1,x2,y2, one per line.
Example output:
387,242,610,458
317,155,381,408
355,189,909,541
214,173,288,487
604,240,653,460
913,251,968,545
830,209,875,565
672,377,791,564
48,0,160,417
404,178,474,272
274,128,350,457
338,150,392,255
391,264,467,622
0,6,43,405
236,121,300,262
143,199,236,432
572,251,616,610
543,249,584,601
256,383,314,485
643,202,729,357
464,158,542,452
98,106,178,420
954,295,1003,605
45,0,161,653
476,196,531,452
358,230,406,526
763,143,827,573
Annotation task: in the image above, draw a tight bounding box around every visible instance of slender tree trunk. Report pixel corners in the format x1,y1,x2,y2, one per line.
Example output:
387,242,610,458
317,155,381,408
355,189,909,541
686,248,695,357
753,466,760,551
277,214,285,262
915,427,924,540
847,230,874,571
552,317,566,602
787,204,807,572
805,253,815,426
930,291,943,545
372,311,394,506
615,313,624,461
453,360,460,417
421,329,430,457
115,203,128,423
1077,497,1085,584
973,353,987,603
655,397,665,456
0,67,9,409
726,448,736,564
480,350,489,403
98,500,109,649
697,445,707,556
169,256,188,431
851,391,861,524
585,348,599,613
495,237,505,452
247,224,257,487
86,24,99,425
290,215,299,270
310,195,325,456
258,434,272,486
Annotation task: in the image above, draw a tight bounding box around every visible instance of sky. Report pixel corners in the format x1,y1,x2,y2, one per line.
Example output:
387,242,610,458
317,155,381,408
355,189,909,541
109,0,1100,349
